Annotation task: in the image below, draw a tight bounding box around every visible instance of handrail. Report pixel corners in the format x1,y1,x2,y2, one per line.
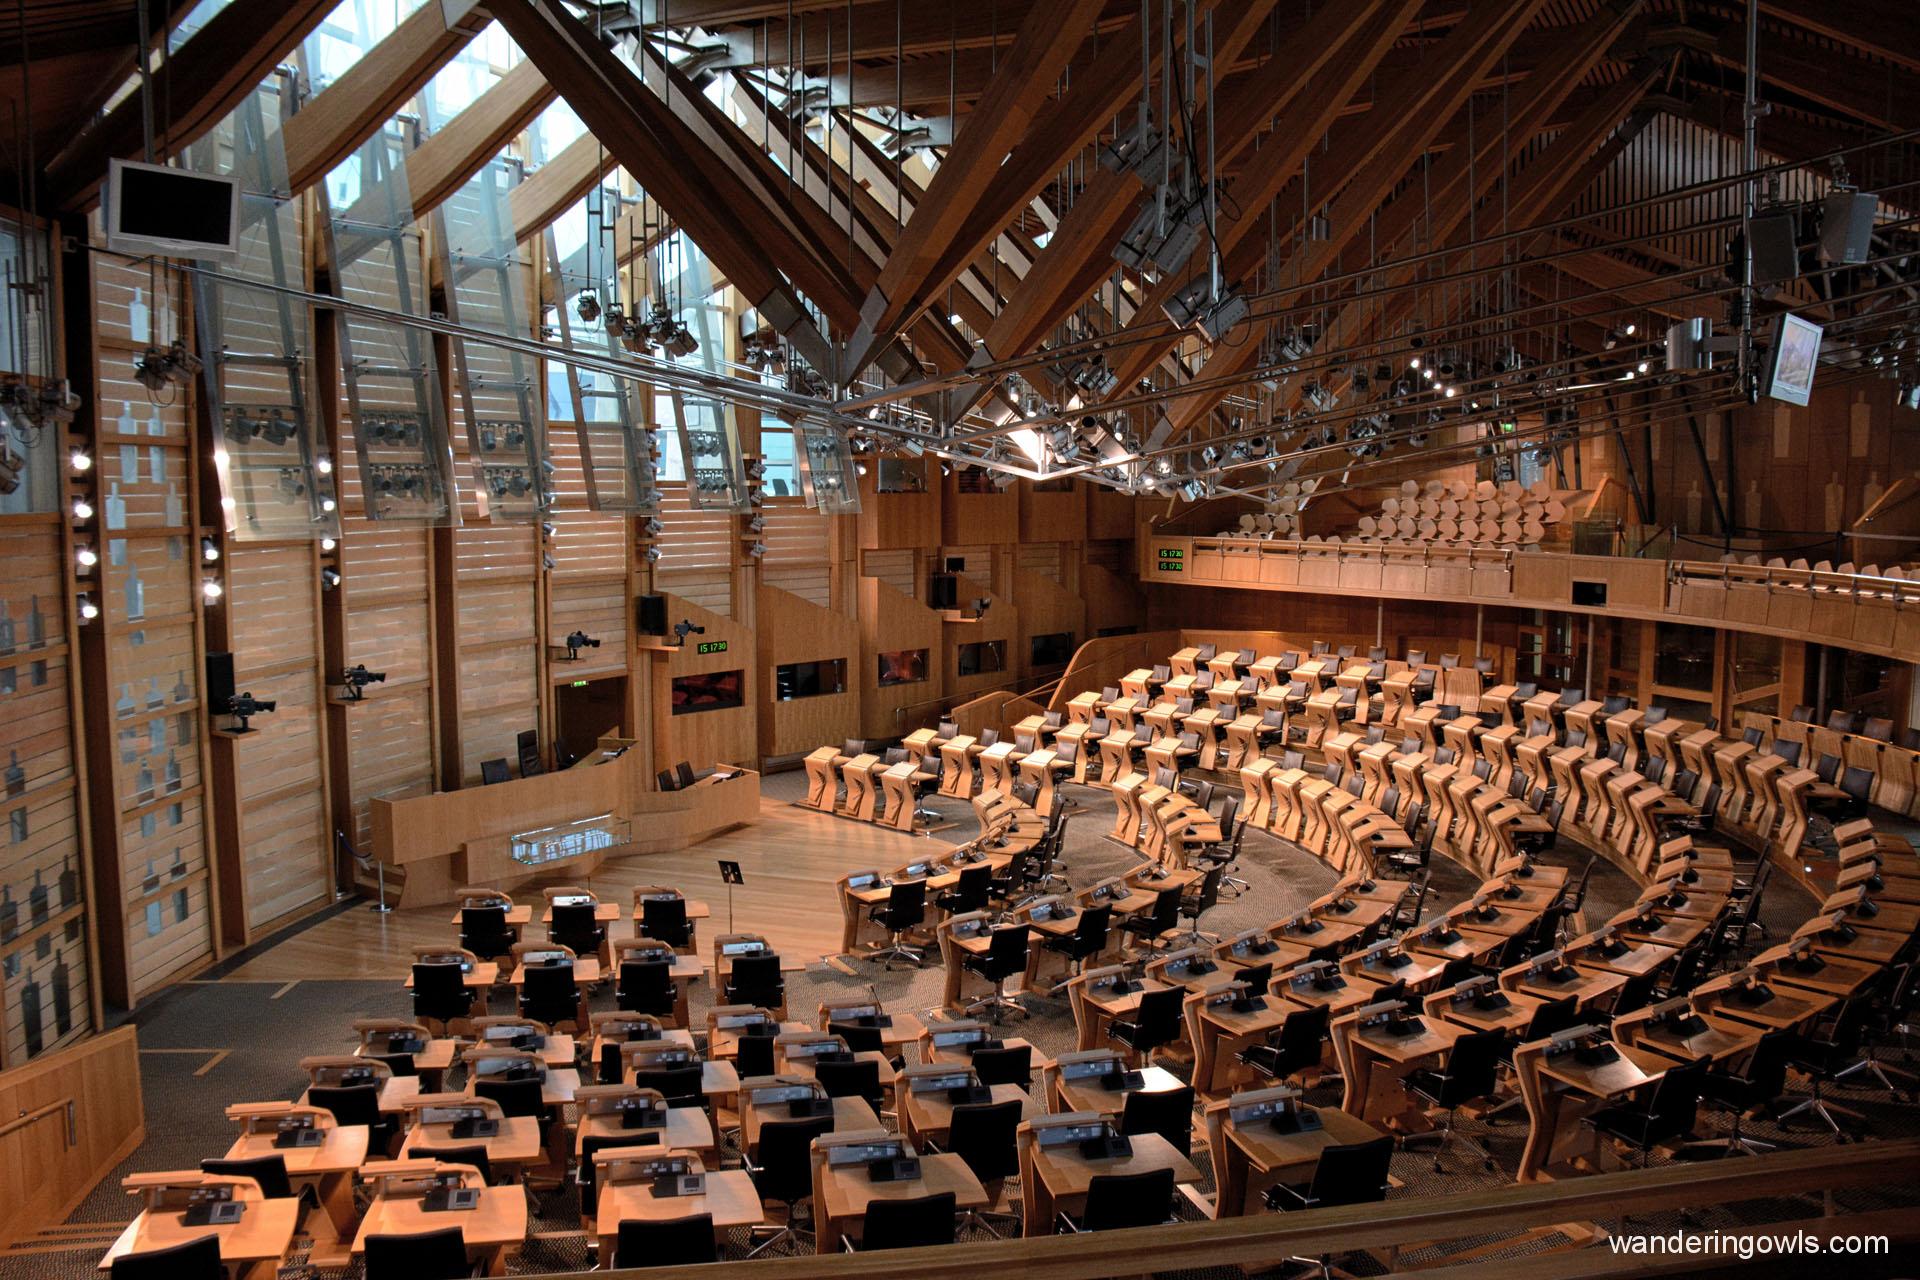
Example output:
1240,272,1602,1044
535,1139,1918,1279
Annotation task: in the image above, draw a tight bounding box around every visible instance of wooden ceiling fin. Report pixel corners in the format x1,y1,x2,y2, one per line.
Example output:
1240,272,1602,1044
45,0,337,210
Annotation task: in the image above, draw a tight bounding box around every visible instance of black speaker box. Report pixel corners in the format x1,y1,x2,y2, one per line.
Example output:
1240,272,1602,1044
637,593,667,636
1820,190,1876,266
205,651,236,715
1748,208,1800,286
1572,581,1608,607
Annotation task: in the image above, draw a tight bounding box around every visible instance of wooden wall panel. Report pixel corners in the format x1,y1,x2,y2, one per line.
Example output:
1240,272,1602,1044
858,577,944,740
0,1025,144,1251
654,595,757,769
1019,483,1086,544
656,489,735,618
759,502,832,608
343,687,435,847
1012,567,1084,682
757,585,860,760
856,467,940,548
453,526,539,784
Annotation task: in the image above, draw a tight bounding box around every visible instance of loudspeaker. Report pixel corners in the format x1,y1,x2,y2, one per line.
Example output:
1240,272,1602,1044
205,651,236,715
637,594,667,636
1747,208,1800,286
1572,581,1608,607
1819,190,1876,265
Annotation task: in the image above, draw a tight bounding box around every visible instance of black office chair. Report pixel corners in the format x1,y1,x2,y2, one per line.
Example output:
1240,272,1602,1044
970,1042,1033,1089
474,1076,545,1122
597,1040,626,1086
479,758,511,786
1043,904,1112,979
1401,1030,1506,1172
946,1098,1022,1236
549,902,605,962
1687,1031,1793,1158
411,961,474,1031
459,905,516,963
615,958,678,1019
1107,985,1185,1064
1061,1168,1176,1232
1193,796,1249,898
962,924,1031,1022
724,954,786,1009
656,768,682,791
849,1191,957,1250
1263,1135,1394,1211
1120,887,1183,955
109,1235,222,1280
1174,866,1225,947
1587,1058,1709,1166
306,1083,396,1154
517,729,544,778
364,1226,476,1280
199,1155,293,1200
410,1143,495,1186
577,1135,636,1217
1239,1003,1330,1084
632,1064,706,1108
518,961,580,1029
745,1114,834,1257
868,880,928,969
1120,1084,1197,1159
827,1022,886,1056
614,1214,717,1267
935,864,993,917
640,897,692,949
735,1031,777,1079
1778,997,1879,1135
814,1057,886,1111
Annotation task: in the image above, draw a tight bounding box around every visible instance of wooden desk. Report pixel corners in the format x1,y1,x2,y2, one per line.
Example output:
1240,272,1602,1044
355,1037,459,1088
900,1082,1027,1148
576,1108,715,1163
536,901,621,926
352,1186,527,1273
1513,967,1625,1010
1207,1104,1381,1218
1696,984,1832,1032
1428,989,1543,1037
1515,1040,1669,1182
595,1169,761,1256
1071,977,1174,1052
1628,1017,1760,1066
1188,992,1293,1097
816,1152,988,1251
741,1095,879,1160
1335,1015,1460,1129
1569,938,1675,980
401,1117,544,1170
1615,912,1710,950
101,1190,299,1277
224,1125,368,1247
506,958,601,988
1022,1132,1200,1237
1050,1064,1187,1119
1757,949,1882,999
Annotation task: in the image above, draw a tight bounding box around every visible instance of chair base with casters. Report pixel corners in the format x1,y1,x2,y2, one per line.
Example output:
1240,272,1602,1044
1832,1051,1918,1102
964,979,1029,1024
865,930,926,970
1398,1105,1497,1173
743,1199,814,1258
1678,1104,1782,1159
1775,1079,1867,1137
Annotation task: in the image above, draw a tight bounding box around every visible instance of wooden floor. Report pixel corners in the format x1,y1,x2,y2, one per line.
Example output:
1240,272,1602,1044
223,794,948,981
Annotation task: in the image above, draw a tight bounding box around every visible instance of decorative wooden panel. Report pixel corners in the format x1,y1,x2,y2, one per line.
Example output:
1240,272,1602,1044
0,523,91,1063
89,250,217,1003
860,547,916,599
454,526,539,784
655,488,733,617
221,543,329,932
759,501,831,608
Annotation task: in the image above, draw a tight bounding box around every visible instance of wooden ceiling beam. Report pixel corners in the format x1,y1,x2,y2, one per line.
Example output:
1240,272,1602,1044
283,0,492,194
487,0,840,373
44,0,336,209
1695,20,1919,131
406,59,558,219
1098,0,1420,399
845,0,1108,373
509,133,617,245
1755,0,1920,74
1160,0,1553,434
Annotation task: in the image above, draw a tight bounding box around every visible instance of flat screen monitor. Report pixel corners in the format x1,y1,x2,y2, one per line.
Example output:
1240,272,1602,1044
876,648,928,686
1762,313,1822,407
671,670,744,715
106,159,241,263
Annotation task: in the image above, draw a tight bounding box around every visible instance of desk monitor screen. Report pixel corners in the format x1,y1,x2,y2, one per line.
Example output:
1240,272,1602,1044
749,1083,818,1106
420,952,473,972
1288,961,1341,991
1087,882,1118,902
907,1070,973,1093
1057,1051,1125,1081
1355,999,1407,1028
716,1012,773,1031
469,1054,540,1081
554,894,594,907
1228,930,1278,956
420,1104,489,1126
845,872,879,890
720,939,768,956
482,1024,542,1048
1035,1119,1112,1148
1228,1085,1302,1126
825,1138,906,1167
931,1024,988,1048
1206,980,1251,1008
521,950,569,967
643,891,681,902
1544,1023,1604,1056
780,1038,843,1060
901,861,931,879
828,1005,882,1024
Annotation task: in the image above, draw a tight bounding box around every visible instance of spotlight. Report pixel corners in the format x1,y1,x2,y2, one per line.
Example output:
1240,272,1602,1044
75,546,98,569
321,567,341,589
747,541,767,558
643,545,662,563
315,455,333,475
71,498,93,521
201,578,223,603
971,597,991,619
340,664,386,701
575,291,601,324
671,619,706,646
641,517,663,537
78,594,99,621
320,537,337,552
201,536,221,563
70,448,92,472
